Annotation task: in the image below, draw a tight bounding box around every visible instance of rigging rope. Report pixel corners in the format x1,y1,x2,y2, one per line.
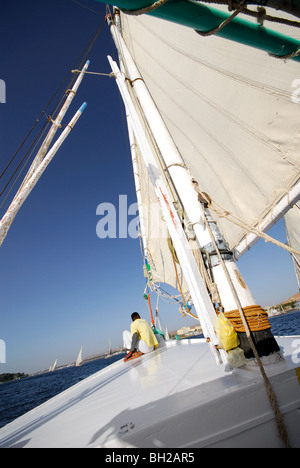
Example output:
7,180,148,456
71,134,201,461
118,0,300,62
171,253,199,319
196,187,291,448
118,0,300,29
0,120,50,210
118,0,300,57
72,70,114,77
195,2,300,57
195,1,300,40
269,48,300,59
192,187,300,258
225,305,271,332
113,7,292,445
120,0,170,16
1,19,106,212
71,0,102,15
195,0,300,28
196,1,246,36
152,283,183,303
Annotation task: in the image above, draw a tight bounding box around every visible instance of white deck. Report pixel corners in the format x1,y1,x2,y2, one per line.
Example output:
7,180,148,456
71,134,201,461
0,337,300,448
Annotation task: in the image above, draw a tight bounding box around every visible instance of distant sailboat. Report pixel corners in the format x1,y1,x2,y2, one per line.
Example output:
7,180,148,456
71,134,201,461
75,347,83,367
49,359,57,372
1,1,300,449
105,339,112,358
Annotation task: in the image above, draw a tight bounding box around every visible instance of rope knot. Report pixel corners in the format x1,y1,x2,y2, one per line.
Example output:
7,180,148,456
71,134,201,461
257,6,267,26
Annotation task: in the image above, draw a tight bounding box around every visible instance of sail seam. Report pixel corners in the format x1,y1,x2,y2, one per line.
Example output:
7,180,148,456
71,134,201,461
131,18,294,102
198,198,291,448
128,27,290,154
126,23,300,250
128,47,280,219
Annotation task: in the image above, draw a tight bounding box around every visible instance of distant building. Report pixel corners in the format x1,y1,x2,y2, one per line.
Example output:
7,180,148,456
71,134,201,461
177,324,202,336
177,326,190,336
189,324,202,334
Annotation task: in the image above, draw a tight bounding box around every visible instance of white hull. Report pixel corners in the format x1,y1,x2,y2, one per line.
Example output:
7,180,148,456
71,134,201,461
0,337,299,448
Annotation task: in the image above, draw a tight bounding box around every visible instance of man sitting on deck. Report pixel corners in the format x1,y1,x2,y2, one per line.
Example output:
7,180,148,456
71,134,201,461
123,312,159,362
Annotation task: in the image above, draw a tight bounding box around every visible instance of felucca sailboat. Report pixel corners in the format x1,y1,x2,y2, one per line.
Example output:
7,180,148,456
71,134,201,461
49,359,57,373
0,0,300,448
75,347,83,367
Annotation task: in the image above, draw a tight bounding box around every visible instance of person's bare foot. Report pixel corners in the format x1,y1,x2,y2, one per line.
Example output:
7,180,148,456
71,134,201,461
124,351,133,362
124,351,143,362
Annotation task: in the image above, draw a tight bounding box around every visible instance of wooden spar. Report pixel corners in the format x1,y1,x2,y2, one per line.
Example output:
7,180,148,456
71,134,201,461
108,19,211,250
18,61,90,192
0,103,87,247
108,19,253,313
94,0,300,61
2,61,90,238
108,55,225,365
234,180,300,259
108,15,281,362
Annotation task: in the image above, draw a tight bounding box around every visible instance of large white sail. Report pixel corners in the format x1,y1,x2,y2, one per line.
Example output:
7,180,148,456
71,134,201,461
120,10,300,254
132,131,189,295
0,4,299,449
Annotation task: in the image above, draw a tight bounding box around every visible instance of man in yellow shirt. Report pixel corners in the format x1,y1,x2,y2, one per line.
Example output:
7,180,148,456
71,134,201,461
124,312,159,362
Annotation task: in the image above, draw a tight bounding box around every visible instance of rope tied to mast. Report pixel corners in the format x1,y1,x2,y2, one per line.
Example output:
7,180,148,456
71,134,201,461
269,48,300,60
225,305,271,332
194,0,300,28
196,1,246,37
72,69,115,77
118,0,300,59
192,184,300,259
193,0,300,58
119,0,300,28
192,179,291,448
120,0,170,16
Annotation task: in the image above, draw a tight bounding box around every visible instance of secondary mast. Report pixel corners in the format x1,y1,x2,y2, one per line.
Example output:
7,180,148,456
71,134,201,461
0,61,89,247
0,103,87,247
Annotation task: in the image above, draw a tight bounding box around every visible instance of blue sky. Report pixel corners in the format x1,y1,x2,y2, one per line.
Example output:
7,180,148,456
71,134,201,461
0,0,298,374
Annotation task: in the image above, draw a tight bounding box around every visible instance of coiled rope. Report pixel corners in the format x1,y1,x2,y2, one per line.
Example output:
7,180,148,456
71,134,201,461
192,181,291,448
114,4,292,447
225,305,271,333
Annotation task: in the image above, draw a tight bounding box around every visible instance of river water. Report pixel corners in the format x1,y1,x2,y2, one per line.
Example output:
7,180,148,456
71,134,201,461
0,310,299,430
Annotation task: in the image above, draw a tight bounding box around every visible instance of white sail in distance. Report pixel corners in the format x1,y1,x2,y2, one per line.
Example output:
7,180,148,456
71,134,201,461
76,347,83,367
